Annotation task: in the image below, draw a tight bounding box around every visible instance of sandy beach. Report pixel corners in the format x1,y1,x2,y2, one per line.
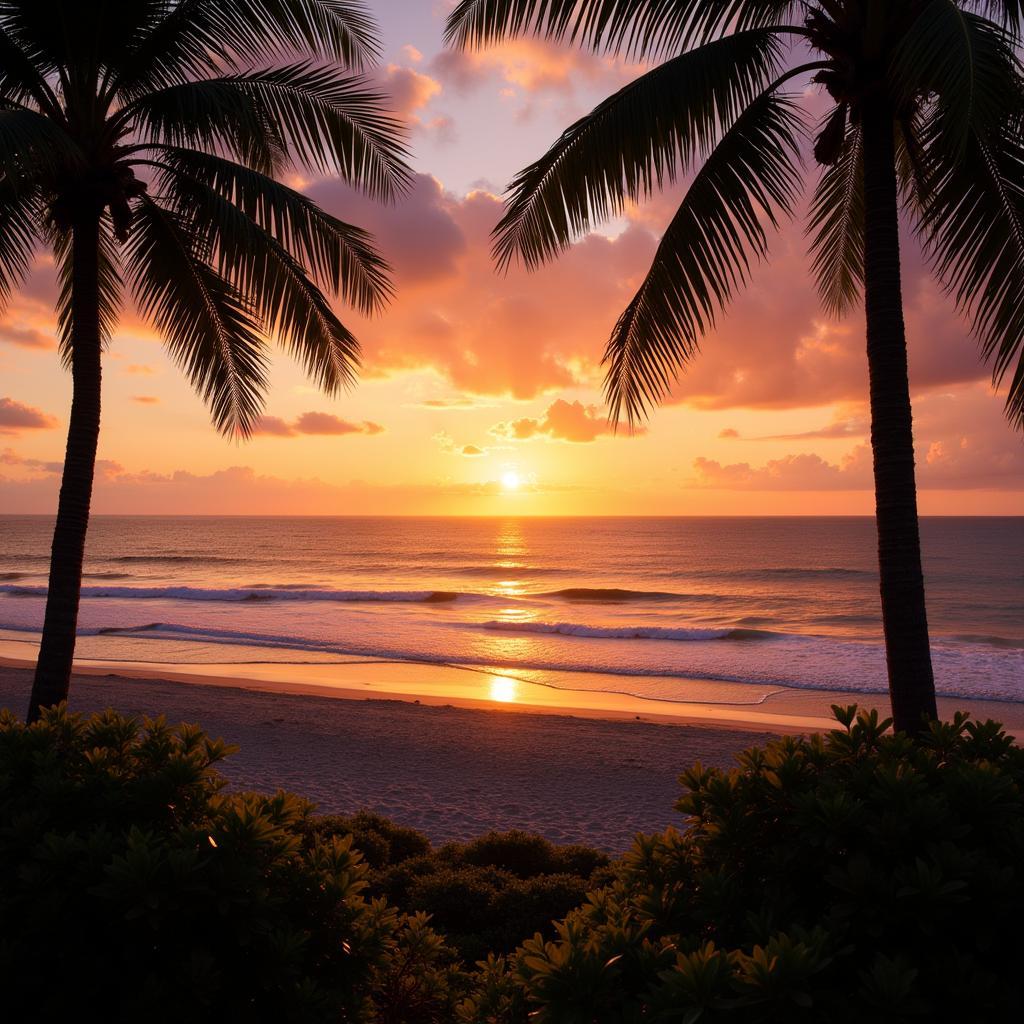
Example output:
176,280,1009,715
5,656,1022,852
1,663,780,851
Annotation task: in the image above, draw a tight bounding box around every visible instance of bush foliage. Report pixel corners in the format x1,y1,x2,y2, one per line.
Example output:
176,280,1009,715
3,705,1022,1021
461,707,1024,1022
305,814,611,962
0,707,463,1022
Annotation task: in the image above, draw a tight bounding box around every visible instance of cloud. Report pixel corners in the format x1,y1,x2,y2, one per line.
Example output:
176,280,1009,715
491,398,644,443
692,451,871,491
0,462,565,515
718,427,739,439
755,411,869,441
430,39,641,97
417,396,495,410
0,447,62,474
307,173,657,399
131,395,160,405
294,412,384,435
433,430,496,456
252,412,385,437
123,364,156,375
384,63,441,116
0,397,58,434
689,386,1023,491
0,324,54,349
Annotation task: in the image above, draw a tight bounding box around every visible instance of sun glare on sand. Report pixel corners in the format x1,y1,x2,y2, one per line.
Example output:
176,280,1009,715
489,677,518,703
501,470,521,491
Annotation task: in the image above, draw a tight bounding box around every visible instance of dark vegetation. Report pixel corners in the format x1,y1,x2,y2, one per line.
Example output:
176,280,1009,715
2,705,1022,1020
304,813,612,962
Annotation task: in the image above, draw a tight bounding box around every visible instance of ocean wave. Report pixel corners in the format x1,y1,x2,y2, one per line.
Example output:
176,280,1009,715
110,555,247,565
477,620,775,642
544,587,696,602
674,566,875,582
0,584,460,604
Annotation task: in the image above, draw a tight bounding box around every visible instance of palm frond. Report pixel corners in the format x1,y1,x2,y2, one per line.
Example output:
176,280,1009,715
807,115,864,317
112,0,381,99
0,181,40,307
147,147,392,313
0,110,84,184
493,27,786,269
892,1,1018,156
129,64,411,197
158,169,361,393
918,104,1024,427
445,0,800,59
125,196,268,436
0,0,166,71
603,89,805,426
48,218,124,367
0,29,61,113
965,1,1024,34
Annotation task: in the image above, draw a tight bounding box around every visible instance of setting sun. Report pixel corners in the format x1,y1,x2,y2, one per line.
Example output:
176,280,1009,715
501,470,521,491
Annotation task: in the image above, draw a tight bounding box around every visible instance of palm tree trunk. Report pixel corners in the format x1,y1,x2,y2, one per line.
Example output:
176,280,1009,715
860,96,937,734
26,214,103,723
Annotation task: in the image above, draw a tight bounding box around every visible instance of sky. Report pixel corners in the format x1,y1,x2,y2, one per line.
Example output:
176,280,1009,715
1,0,1022,516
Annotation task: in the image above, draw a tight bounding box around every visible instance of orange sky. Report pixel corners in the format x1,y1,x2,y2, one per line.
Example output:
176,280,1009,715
1,1,1022,516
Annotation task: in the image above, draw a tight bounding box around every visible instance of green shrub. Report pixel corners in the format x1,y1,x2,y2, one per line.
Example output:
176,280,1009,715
306,810,432,869
459,708,1024,1022
297,817,610,965
0,707,463,1023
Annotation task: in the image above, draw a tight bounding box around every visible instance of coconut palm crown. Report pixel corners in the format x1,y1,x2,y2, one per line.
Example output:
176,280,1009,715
2,0,411,721
445,0,1024,733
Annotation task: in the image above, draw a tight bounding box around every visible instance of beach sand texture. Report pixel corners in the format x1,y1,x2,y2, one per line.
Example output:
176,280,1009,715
0,666,774,852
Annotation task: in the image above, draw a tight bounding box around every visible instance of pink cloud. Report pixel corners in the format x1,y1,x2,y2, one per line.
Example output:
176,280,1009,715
0,397,58,433
0,324,54,349
131,395,160,405
690,387,1023,491
253,413,385,437
430,39,642,96
383,63,441,116
491,398,644,443
307,174,656,399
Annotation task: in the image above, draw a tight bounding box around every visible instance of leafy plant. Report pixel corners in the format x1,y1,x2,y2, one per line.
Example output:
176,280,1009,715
458,707,1024,1021
307,818,612,963
0,706,461,1022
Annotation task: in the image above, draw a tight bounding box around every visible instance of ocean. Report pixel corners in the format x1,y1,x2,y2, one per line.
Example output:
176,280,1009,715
1,516,1021,705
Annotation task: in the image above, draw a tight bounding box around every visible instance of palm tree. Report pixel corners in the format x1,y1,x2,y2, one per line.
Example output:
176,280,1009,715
445,0,1024,733
2,0,411,723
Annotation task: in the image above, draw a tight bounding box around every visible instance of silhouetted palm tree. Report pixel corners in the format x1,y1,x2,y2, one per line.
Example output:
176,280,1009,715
446,0,1024,733
1,0,410,722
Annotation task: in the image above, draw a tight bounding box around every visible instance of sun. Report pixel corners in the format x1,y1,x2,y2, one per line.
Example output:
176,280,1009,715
501,470,521,491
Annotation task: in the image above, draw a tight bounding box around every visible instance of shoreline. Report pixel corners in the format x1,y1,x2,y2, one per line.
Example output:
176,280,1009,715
3,645,1023,736
0,663,779,851
4,653,1023,850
